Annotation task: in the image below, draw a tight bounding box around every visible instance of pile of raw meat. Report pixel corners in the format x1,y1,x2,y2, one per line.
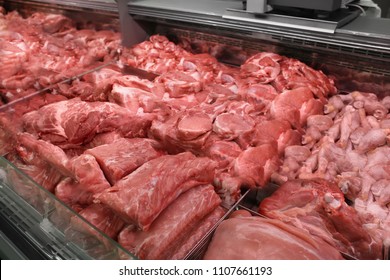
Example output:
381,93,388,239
0,9,120,104
0,10,387,260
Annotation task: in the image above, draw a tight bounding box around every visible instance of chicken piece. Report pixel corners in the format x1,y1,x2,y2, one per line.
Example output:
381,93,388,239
356,128,389,153
338,105,361,148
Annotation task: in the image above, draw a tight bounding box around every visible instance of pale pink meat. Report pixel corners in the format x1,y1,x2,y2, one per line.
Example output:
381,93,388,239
118,185,221,259
86,138,164,185
204,216,343,260
94,152,217,231
177,112,213,141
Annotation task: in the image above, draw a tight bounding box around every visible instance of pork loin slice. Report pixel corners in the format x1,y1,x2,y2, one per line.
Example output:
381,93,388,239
118,185,221,260
176,112,212,141
94,152,217,231
203,216,344,260
86,138,164,185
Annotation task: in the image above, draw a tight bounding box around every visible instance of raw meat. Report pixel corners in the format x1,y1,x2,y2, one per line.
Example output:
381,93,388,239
117,185,221,259
73,204,125,240
203,216,344,260
169,206,226,260
55,154,110,208
22,98,152,147
94,152,217,231
86,138,165,185
233,144,280,187
259,179,383,259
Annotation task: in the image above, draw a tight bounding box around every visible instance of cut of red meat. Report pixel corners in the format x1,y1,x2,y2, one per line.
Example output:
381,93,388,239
117,185,221,259
213,112,255,141
94,152,217,231
22,98,152,147
233,144,280,187
55,154,110,207
203,216,344,260
86,138,165,185
74,204,125,240
241,52,282,84
155,71,202,98
270,87,314,129
6,152,63,193
176,112,213,141
259,179,383,259
16,133,72,178
169,206,226,260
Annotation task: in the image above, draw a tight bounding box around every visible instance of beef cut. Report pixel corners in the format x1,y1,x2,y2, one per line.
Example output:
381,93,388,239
118,185,221,259
204,216,344,260
86,138,165,185
94,152,217,231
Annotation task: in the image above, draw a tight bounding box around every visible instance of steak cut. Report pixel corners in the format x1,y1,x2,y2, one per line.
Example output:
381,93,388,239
94,152,217,231
118,185,221,259
86,138,165,185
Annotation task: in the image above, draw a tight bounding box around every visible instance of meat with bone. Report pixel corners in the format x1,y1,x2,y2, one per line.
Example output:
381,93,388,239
94,152,217,231
118,185,221,259
259,179,383,259
22,98,152,148
204,216,344,260
85,138,165,185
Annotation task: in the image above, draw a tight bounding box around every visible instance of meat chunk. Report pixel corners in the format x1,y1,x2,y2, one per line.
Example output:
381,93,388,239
22,98,152,147
86,138,164,185
55,154,110,208
94,152,217,231
259,179,383,259
73,204,126,240
118,185,221,259
204,216,344,260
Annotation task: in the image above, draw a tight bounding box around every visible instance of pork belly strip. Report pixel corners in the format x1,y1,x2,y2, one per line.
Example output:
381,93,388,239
94,152,217,231
203,216,344,260
118,185,221,259
85,138,165,185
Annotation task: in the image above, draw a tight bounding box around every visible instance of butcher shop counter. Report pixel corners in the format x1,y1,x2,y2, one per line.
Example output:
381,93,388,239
1,0,390,260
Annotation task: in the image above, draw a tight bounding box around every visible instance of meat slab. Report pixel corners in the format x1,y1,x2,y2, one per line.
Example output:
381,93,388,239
204,216,344,260
86,138,165,185
118,185,221,259
94,152,217,231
